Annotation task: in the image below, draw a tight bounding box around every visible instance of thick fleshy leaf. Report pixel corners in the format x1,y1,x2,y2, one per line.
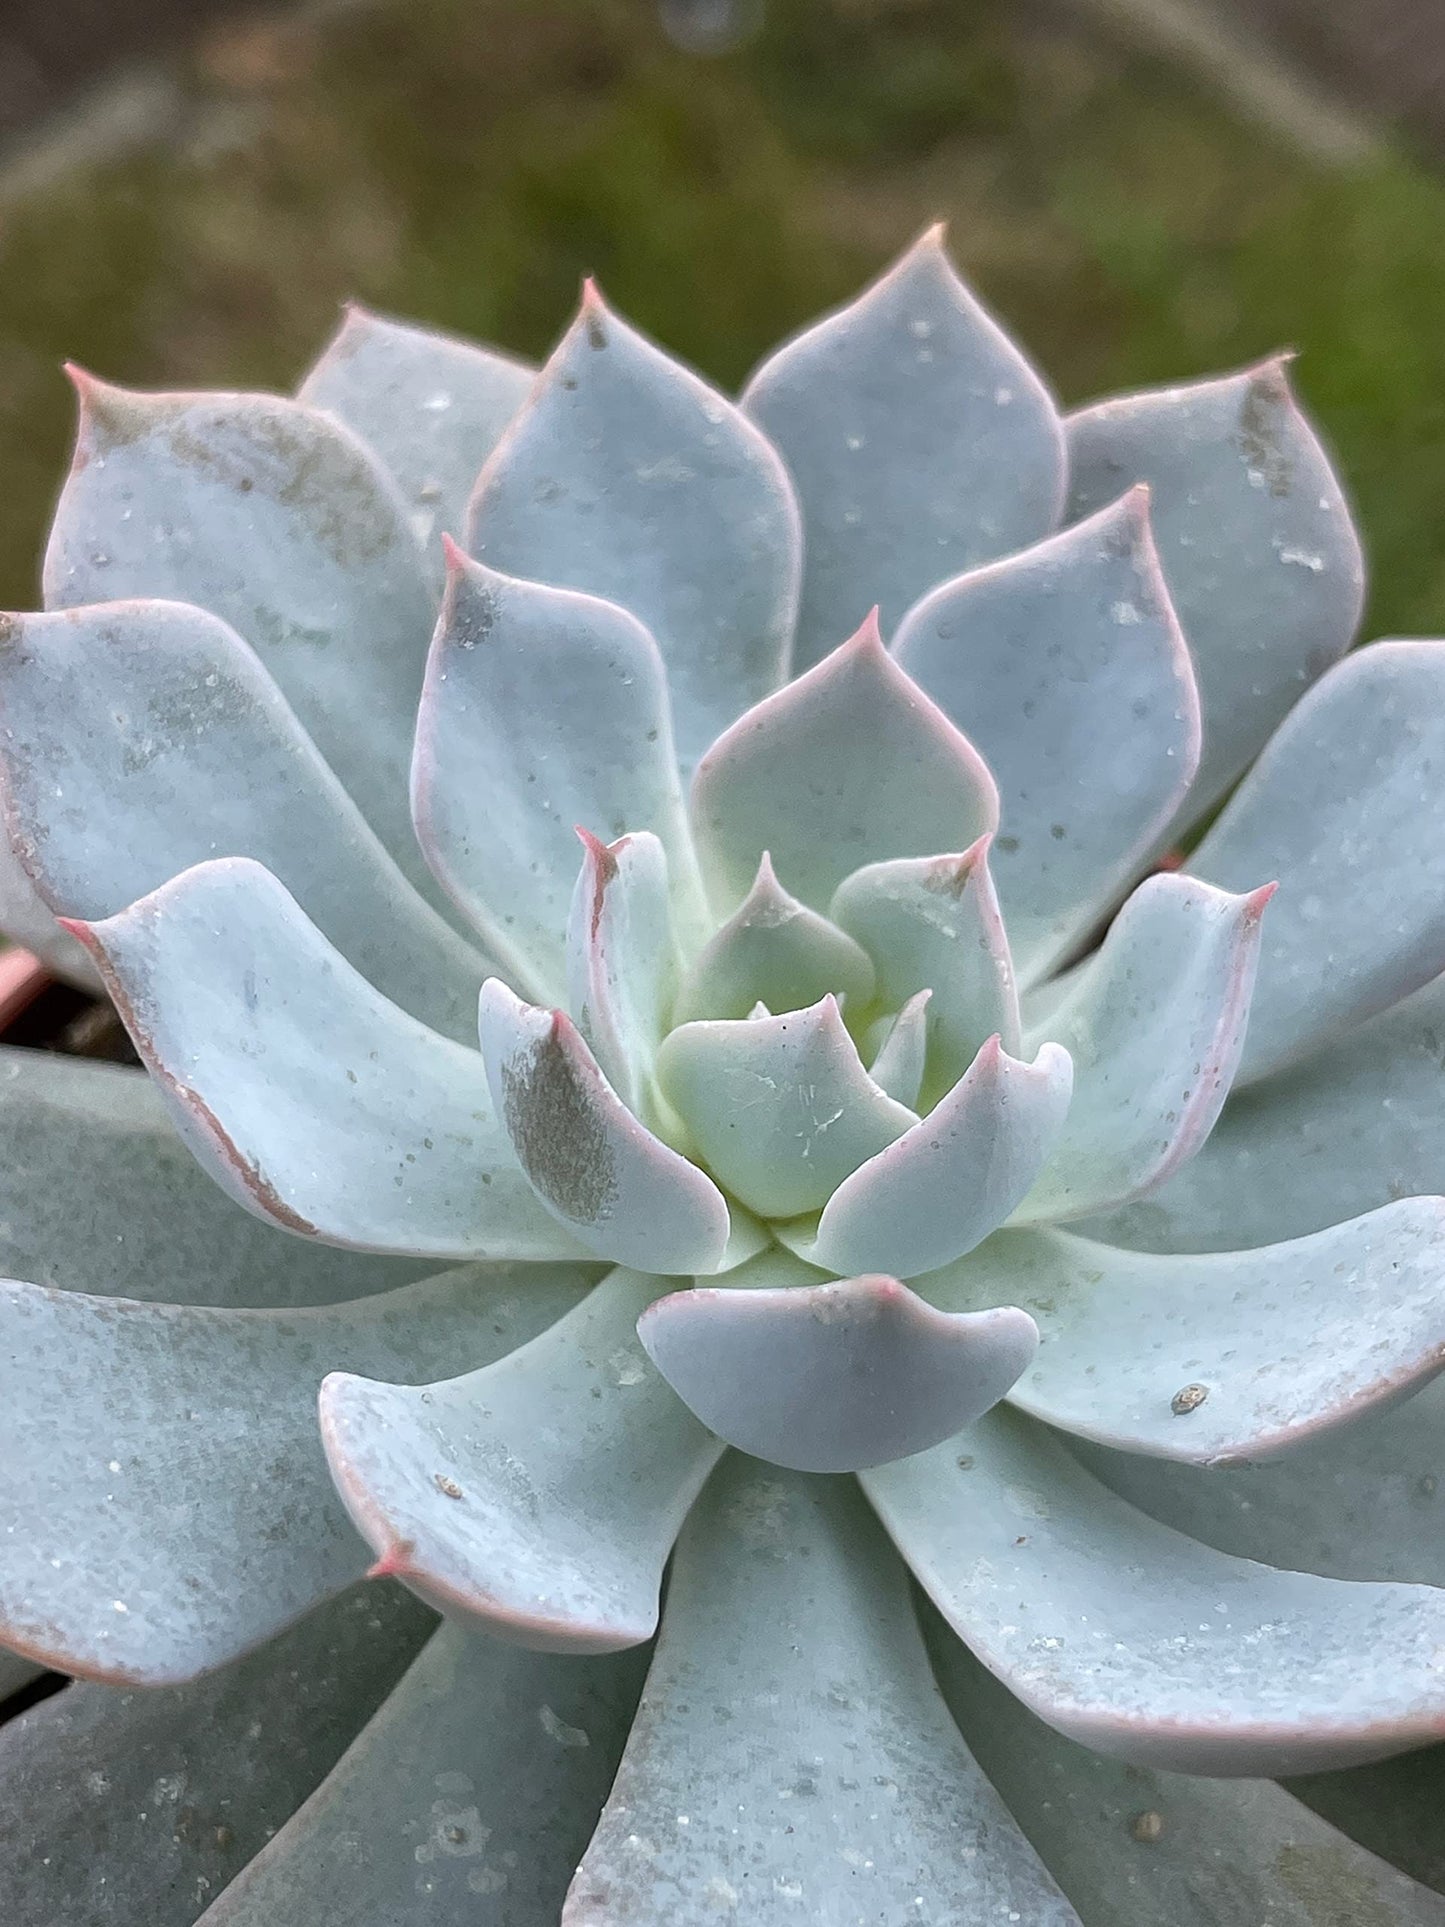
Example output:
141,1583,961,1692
929,1618,1445,1927
864,1405,1445,1775
0,1262,589,1683
1014,873,1271,1223
672,851,875,1023
566,830,675,1116
412,548,702,997
1193,640,1445,1081
297,304,533,558
320,1268,724,1652
69,859,577,1261
564,1459,1077,1925
655,994,916,1220
1076,1373,1445,1588
1288,1748,1445,1903
0,1584,434,1927
741,226,1066,672
691,611,998,914
892,489,1201,979
0,1046,421,1307
0,600,489,1042
831,837,1020,1102
467,283,800,771
1066,358,1365,815
933,1206,1445,1463
866,987,931,1106
200,1625,647,1926
815,1036,1073,1277
480,979,730,1273
1090,969,1445,1253
639,1272,1037,1471
0,831,98,987
43,376,442,901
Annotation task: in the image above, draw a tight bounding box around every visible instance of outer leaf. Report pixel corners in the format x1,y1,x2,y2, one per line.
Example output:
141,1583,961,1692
199,1626,647,1926
563,1460,1077,1925
43,376,442,902
0,832,98,987
638,1273,1037,1471
412,548,702,997
320,1268,725,1652
892,489,1201,979
566,830,675,1116
1066,358,1365,815
297,304,533,558
0,1047,420,1307
1089,969,1445,1252
831,836,1020,1101
672,851,875,1023
864,1405,1445,1776
934,1208,1445,1463
1076,1373,1445,1588
655,994,916,1220
467,283,800,771
480,980,731,1274
0,1263,589,1683
741,226,1066,671
816,1035,1073,1277
1288,1749,1445,1904
0,1585,434,1927
69,859,577,1261
1194,640,1445,1081
691,611,998,914
0,601,489,1042
1015,873,1271,1223
929,1619,1445,1927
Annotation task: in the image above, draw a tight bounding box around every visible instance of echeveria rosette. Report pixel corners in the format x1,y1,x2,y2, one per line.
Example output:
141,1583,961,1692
0,230,1441,1925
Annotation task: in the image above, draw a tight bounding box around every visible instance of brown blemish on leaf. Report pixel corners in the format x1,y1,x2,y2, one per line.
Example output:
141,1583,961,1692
500,1015,618,1224
1236,366,1295,499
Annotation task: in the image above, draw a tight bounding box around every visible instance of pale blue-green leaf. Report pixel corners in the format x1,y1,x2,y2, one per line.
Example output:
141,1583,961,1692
467,284,800,771
691,612,998,914
411,550,702,999
864,1405,1445,1775
1193,640,1445,1082
1014,873,1271,1223
638,1274,1037,1471
320,1267,724,1652
866,987,931,1106
0,1047,421,1307
741,226,1066,672
71,859,577,1261
831,836,1020,1105
43,376,444,904
1075,1373,1445,1587
479,979,731,1273
932,1206,1445,1463
201,1625,646,1926
929,1620,1445,1927
672,851,874,1023
1066,358,1365,817
0,1584,434,1927
566,830,676,1117
0,1263,587,1684
563,1459,1077,1925
892,489,1201,981
0,831,99,987
1087,969,1445,1252
655,994,916,1219
816,1035,1073,1277
297,304,533,563
0,600,490,1042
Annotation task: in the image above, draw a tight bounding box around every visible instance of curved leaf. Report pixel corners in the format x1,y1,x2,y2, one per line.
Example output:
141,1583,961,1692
892,489,1201,979
566,830,676,1117
866,987,931,1106
320,1268,724,1652
467,283,800,770
0,832,98,987
742,226,1066,671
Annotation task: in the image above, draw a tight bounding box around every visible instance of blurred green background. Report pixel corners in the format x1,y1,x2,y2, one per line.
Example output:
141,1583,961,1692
1,0,1443,646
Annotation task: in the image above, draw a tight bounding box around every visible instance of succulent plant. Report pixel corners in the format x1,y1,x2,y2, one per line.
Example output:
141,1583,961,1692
0,226,1443,1925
